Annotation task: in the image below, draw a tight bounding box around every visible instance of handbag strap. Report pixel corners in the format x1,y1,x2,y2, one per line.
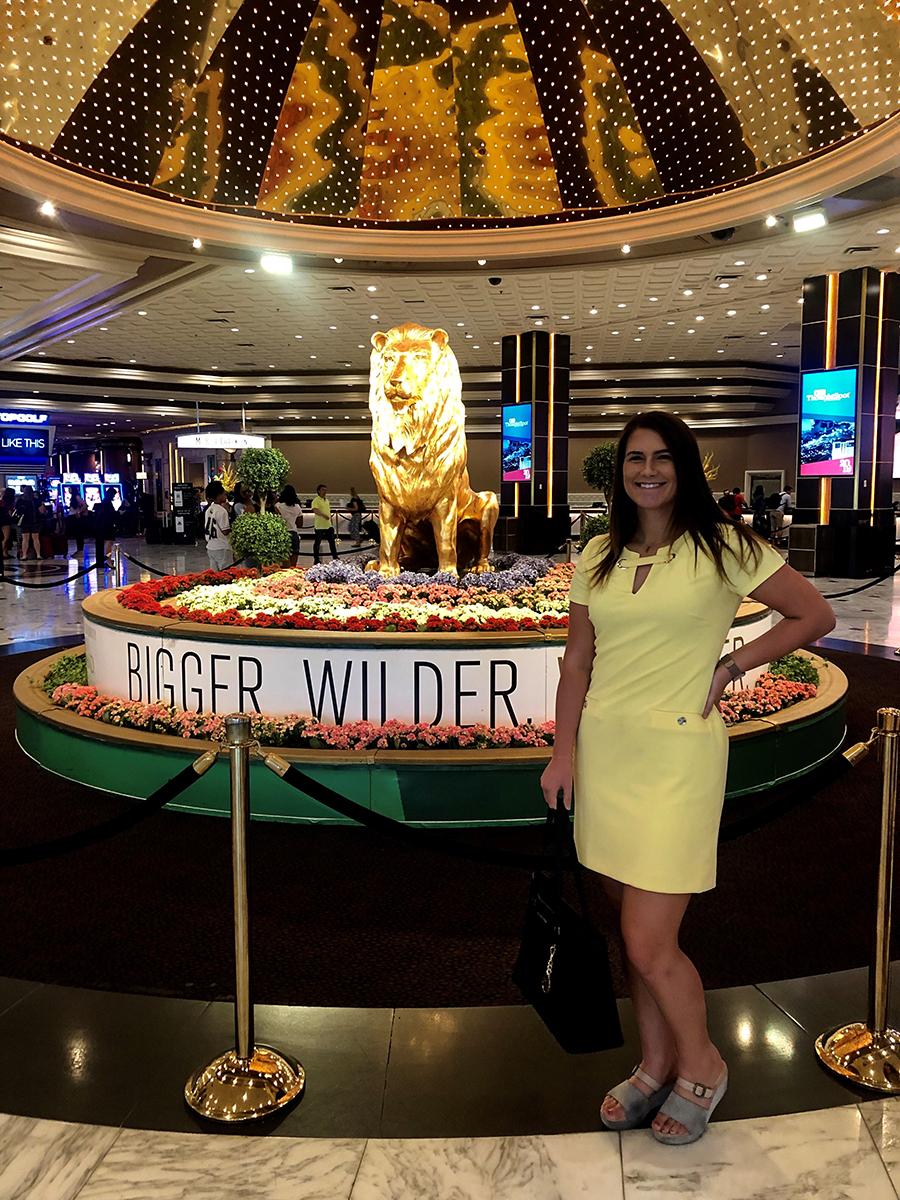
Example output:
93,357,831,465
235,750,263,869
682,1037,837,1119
543,805,591,919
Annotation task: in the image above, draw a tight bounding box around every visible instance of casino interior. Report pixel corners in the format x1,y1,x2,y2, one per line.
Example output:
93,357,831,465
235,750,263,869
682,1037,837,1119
1,0,900,1195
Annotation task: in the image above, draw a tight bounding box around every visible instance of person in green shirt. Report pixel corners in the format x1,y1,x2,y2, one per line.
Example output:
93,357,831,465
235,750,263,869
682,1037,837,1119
311,483,338,564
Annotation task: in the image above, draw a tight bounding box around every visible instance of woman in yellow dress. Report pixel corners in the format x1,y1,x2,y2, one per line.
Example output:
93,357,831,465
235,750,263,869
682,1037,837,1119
541,413,835,1145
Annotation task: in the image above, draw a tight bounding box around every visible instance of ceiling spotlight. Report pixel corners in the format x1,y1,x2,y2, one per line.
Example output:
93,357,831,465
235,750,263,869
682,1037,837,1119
734,260,745,266
294,334,302,339
477,258,487,266
245,268,255,274
792,209,827,233
683,289,693,296
726,310,737,316
765,215,778,228
39,200,55,216
617,303,627,308
367,285,377,292
756,274,768,281
877,227,890,235
760,304,770,311
192,238,202,249
333,257,343,264
621,244,631,254
718,283,729,289
260,253,292,274
531,305,540,311
589,307,598,315
370,314,378,320
561,315,570,320
696,315,704,321
138,310,147,316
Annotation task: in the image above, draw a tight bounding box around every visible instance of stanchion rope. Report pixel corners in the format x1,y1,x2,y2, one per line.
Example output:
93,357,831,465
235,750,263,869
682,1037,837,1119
263,748,854,870
820,560,900,601
0,557,109,588
0,749,217,867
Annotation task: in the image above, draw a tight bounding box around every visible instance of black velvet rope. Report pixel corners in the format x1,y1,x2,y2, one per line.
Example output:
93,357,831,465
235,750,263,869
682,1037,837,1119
270,749,853,869
0,558,109,588
820,560,900,600
0,758,209,867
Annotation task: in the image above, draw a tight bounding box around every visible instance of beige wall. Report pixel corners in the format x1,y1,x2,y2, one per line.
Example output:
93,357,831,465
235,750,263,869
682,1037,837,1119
273,423,800,501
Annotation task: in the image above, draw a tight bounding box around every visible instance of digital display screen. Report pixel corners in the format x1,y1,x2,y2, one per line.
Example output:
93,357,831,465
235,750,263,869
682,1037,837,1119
84,486,102,507
799,367,857,478
103,473,120,484
84,472,101,484
6,475,38,490
0,426,50,461
502,403,533,482
63,472,82,485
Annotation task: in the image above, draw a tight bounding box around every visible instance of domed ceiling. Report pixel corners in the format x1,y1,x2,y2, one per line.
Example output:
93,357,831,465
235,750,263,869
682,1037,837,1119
2,0,898,228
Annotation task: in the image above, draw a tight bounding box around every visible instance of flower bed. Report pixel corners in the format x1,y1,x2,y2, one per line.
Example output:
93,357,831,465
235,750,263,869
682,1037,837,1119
116,556,571,632
48,666,818,746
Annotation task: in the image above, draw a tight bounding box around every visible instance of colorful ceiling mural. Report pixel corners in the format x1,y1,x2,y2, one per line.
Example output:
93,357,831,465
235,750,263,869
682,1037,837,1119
2,0,898,225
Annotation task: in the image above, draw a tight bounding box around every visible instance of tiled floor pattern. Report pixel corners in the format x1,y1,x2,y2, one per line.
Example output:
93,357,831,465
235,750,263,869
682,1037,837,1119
5,1100,900,1200
1,538,898,652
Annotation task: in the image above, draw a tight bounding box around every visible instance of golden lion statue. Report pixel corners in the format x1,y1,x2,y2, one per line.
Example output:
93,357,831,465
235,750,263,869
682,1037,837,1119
367,322,499,577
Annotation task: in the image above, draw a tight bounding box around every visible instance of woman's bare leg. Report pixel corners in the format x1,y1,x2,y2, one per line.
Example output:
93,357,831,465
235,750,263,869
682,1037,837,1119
601,882,725,1136
600,877,677,1123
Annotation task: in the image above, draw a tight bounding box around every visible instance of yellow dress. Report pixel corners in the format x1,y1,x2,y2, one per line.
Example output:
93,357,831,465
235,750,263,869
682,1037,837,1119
569,526,784,894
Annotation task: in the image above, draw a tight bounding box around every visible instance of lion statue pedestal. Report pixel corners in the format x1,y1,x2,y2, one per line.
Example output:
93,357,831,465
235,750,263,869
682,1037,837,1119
367,322,499,578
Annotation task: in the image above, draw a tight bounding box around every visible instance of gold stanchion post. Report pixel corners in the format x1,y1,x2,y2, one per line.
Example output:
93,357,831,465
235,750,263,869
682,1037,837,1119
816,707,900,1091
185,715,305,1121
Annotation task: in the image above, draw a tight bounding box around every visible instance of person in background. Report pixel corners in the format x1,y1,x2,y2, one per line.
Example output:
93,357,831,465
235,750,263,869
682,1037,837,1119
276,484,305,567
94,487,119,563
231,485,250,517
68,486,87,553
204,481,231,571
750,485,770,539
717,489,736,515
779,485,793,514
0,488,15,558
731,486,746,511
311,483,338,564
16,485,46,560
347,486,367,547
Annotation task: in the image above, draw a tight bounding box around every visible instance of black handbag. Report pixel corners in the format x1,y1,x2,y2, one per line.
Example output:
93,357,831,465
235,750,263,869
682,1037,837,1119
512,807,623,1054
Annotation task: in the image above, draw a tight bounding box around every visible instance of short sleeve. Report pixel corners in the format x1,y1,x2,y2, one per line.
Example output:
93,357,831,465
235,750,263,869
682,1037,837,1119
722,526,785,599
568,536,606,606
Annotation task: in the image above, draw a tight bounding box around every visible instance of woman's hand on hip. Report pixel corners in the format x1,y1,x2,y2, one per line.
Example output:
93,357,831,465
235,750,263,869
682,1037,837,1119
540,757,573,811
702,664,732,719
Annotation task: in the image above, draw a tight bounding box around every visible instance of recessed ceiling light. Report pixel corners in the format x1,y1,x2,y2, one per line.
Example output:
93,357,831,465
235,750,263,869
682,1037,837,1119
759,331,768,335
611,331,619,335
535,320,543,325
717,349,724,353
129,359,136,363
687,329,695,334
477,258,486,266
294,334,302,339
696,315,704,321
561,315,569,320
770,342,778,346
666,321,675,325
718,283,729,289
621,244,631,254
637,326,645,331
192,238,202,249
734,260,745,266
245,268,255,274
585,357,591,362
37,351,45,356
370,314,378,319
649,297,658,302
493,341,499,345
634,337,641,341
756,274,768,281
531,305,540,311
760,304,771,311
138,310,147,316
726,310,736,316
457,322,465,326
668,356,675,360
310,355,317,359
683,289,693,296
776,353,784,358
66,339,74,343
589,307,598,315
765,215,778,227
333,257,343,264
329,325,337,330
877,227,890,235
586,345,593,349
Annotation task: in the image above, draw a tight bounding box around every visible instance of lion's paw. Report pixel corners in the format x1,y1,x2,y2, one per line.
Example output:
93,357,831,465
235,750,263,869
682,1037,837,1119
469,561,494,574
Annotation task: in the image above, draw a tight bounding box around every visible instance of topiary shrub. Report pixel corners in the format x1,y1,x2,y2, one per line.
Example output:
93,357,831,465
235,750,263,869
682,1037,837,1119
43,651,88,696
581,441,618,499
236,447,290,499
578,513,610,549
229,512,291,569
768,652,821,688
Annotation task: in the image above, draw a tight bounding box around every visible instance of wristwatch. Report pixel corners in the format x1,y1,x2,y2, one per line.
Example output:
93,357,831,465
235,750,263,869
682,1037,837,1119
717,652,743,682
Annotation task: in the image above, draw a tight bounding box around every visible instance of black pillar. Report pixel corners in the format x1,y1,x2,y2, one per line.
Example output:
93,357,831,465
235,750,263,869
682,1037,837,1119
795,268,898,576
496,331,569,555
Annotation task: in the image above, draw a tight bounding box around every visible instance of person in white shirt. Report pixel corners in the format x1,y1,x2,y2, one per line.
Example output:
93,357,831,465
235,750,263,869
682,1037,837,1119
276,484,305,567
204,481,231,571
778,485,793,514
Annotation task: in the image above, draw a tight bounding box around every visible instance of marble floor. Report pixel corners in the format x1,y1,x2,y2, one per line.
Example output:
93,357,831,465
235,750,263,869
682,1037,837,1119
1,536,898,653
5,1098,900,1199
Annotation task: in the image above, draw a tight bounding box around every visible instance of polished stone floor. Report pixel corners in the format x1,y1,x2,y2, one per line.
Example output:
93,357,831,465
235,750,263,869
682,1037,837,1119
2,966,900,1199
3,539,900,1196
1,536,898,653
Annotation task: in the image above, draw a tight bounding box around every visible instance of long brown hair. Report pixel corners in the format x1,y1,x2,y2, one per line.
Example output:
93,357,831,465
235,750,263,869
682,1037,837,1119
591,412,764,586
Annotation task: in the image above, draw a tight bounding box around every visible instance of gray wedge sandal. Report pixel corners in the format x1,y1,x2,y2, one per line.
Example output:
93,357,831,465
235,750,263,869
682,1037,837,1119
651,1067,728,1145
599,1066,674,1131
